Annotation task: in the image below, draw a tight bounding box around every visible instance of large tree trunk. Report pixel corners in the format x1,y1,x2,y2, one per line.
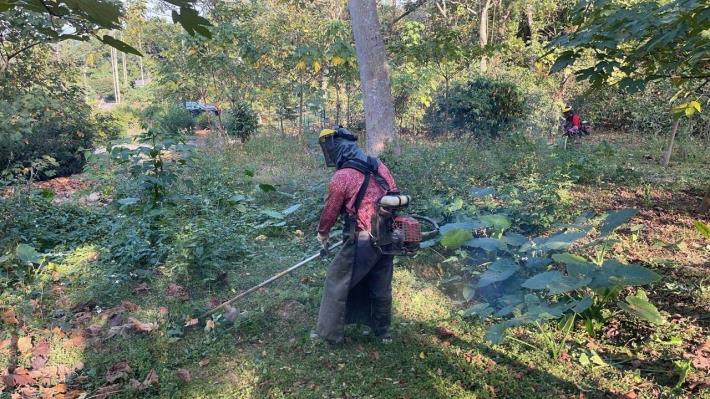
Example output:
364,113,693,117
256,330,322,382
661,118,680,167
348,0,396,155
479,0,492,73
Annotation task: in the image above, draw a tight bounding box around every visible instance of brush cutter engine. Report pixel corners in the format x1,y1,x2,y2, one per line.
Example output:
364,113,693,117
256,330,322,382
371,195,438,256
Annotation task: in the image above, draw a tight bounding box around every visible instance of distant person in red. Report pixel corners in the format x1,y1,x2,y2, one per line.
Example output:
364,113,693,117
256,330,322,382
563,105,581,136
312,126,398,345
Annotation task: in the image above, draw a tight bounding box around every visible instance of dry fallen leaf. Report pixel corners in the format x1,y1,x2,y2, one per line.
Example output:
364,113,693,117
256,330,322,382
2,368,34,387
204,319,215,332
105,361,131,383
128,317,155,333
224,306,238,322
619,390,638,399
121,301,139,312
690,339,710,371
142,369,159,387
132,283,149,294
31,341,50,370
85,324,103,336
64,334,86,348
435,326,455,338
198,358,210,367
176,369,191,382
166,284,188,300
1,309,18,325
93,383,122,399
184,318,198,327
106,324,130,339
17,336,32,354
158,307,169,317
51,326,65,338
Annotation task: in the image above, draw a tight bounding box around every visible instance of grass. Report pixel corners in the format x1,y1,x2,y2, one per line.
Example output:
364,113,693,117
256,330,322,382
1,129,708,398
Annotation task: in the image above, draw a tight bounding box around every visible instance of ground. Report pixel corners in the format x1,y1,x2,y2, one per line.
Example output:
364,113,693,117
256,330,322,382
0,130,708,399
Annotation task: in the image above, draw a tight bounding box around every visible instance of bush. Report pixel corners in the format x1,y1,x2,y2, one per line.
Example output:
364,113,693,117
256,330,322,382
429,76,527,137
93,112,123,142
1,88,94,181
225,102,258,142
158,105,195,135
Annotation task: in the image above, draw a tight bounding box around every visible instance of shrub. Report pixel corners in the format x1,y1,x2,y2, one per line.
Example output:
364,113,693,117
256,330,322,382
93,112,123,142
0,88,94,181
429,76,527,137
158,105,195,135
225,102,258,142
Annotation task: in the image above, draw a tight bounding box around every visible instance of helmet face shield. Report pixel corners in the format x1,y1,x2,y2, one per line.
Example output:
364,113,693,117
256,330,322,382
319,135,337,167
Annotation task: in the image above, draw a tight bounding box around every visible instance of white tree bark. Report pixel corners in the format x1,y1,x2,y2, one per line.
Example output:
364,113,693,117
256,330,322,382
479,0,492,73
661,118,681,167
348,0,396,155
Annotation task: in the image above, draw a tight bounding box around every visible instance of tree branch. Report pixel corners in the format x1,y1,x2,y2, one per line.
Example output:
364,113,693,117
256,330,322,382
389,0,429,28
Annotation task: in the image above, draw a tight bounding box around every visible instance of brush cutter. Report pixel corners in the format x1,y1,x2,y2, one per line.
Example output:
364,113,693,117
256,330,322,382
200,240,343,319
200,214,438,319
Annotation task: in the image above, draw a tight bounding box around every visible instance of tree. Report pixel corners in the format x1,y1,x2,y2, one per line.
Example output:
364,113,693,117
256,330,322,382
548,0,709,165
347,0,396,155
0,0,212,56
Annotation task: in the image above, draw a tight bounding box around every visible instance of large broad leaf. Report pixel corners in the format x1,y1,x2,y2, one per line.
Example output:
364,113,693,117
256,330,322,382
440,229,473,249
64,0,122,28
462,303,493,319
525,257,552,270
464,237,507,252
540,231,588,251
571,296,594,313
172,7,213,38
480,214,511,232
98,35,142,56
502,232,527,247
439,220,487,235
591,260,662,288
599,209,637,237
477,258,519,287
260,209,284,219
463,284,476,301
282,204,301,216
618,290,664,325
522,271,591,294
16,244,40,264
551,253,588,265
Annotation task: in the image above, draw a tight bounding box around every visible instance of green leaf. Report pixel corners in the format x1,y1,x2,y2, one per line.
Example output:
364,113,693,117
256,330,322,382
172,7,213,38
693,220,710,239
540,231,588,250
64,0,121,28
282,204,301,216
439,220,487,235
477,258,519,287
117,197,139,205
673,360,692,388
244,169,255,177
480,214,511,232
571,296,593,313
258,183,277,192
440,229,473,249
521,271,591,294
618,290,664,325
463,284,476,301
552,253,588,265
599,209,637,237
464,237,507,252
16,244,40,264
462,303,493,319
502,232,527,247
261,209,284,219
98,35,143,56
591,260,662,288
550,51,578,73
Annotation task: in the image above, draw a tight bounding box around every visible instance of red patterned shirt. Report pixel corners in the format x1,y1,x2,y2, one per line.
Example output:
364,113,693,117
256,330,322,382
318,163,398,236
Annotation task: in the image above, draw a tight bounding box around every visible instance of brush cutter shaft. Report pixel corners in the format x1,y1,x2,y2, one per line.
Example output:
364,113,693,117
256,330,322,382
200,240,343,319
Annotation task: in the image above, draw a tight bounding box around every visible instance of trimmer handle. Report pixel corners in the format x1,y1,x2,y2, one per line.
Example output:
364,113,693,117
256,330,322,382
319,242,330,257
